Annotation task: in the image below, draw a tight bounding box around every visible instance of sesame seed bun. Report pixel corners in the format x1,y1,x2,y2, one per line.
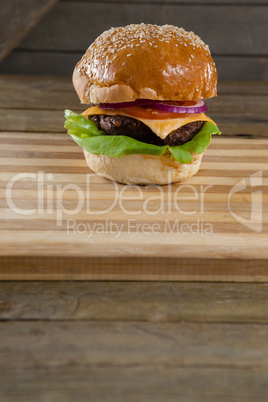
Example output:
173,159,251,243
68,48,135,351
73,23,217,104
83,150,204,185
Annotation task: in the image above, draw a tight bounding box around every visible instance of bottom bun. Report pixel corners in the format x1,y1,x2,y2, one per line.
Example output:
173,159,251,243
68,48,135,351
83,150,204,185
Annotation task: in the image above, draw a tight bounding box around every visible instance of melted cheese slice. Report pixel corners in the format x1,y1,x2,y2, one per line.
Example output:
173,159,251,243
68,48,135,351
82,106,215,140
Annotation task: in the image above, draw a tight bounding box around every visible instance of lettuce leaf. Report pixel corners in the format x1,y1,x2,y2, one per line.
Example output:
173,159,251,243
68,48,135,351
64,110,221,164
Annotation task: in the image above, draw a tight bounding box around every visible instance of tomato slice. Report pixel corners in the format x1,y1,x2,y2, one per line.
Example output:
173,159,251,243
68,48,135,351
113,106,190,120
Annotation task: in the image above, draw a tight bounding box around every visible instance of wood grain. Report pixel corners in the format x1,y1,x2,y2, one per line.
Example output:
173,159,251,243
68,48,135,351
0,2,267,79
1,366,268,402
1,256,268,281
1,282,268,322
17,3,268,55
1,321,268,369
1,282,268,399
0,319,268,402
0,0,58,62
0,133,267,280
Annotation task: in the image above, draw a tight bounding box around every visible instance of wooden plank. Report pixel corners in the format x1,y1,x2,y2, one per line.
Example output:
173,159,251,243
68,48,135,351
1,321,268,368
17,3,268,56
1,366,268,402
0,0,58,63
0,109,66,132
1,282,268,322
0,108,267,137
217,81,268,95
1,51,267,81
63,0,268,4
215,55,268,81
0,74,74,91
0,257,268,281
0,319,267,401
0,87,81,111
1,231,267,254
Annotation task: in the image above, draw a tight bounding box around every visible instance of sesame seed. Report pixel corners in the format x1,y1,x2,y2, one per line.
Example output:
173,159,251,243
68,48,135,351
79,23,212,74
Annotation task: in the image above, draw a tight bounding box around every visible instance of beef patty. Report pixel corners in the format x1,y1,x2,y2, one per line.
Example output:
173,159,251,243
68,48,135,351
88,114,203,146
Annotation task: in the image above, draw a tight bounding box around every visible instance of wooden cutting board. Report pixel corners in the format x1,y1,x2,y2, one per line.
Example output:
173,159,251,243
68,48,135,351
0,132,267,281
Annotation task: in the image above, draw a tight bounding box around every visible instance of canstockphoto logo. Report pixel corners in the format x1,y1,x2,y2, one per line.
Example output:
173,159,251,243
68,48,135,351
228,171,262,233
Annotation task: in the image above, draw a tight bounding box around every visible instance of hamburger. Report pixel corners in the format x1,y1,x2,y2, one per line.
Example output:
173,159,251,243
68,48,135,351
65,23,221,185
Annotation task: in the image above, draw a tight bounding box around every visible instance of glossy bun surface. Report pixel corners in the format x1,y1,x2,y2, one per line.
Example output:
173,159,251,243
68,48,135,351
73,24,217,104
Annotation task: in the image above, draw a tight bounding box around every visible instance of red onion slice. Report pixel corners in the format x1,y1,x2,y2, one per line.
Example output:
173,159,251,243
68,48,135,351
145,100,208,114
99,99,207,114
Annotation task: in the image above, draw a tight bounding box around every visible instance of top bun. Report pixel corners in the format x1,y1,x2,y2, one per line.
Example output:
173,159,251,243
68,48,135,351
73,23,217,104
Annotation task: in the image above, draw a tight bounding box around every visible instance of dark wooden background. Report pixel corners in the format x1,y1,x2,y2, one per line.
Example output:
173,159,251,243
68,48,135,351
0,0,267,80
